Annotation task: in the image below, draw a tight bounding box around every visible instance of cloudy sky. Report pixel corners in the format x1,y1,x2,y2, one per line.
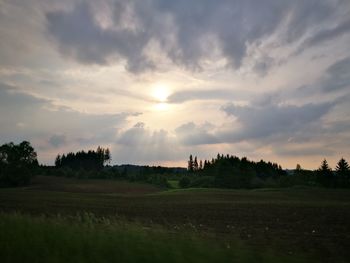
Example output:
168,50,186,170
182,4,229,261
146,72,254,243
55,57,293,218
1,0,350,169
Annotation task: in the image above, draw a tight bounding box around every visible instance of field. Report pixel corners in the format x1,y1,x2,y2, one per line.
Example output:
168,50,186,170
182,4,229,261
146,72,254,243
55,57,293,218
1,176,350,262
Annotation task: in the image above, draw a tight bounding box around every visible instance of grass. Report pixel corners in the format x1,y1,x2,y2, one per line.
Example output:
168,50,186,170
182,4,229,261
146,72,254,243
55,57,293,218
28,175,161,194
0,212,311,263
168,180,180,189
0,176,350,262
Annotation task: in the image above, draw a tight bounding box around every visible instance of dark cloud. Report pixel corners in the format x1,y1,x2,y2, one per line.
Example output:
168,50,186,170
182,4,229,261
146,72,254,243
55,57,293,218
45,0,347,73
0,83,48,143
220,101,334,141
48,134,66,147
282,0,339,42
252,56,275,77
0,83,47,109
175,122,219,145
46,2,155,73
297,18,350,55
324,119,350,134
272,145,335,157
322,56,350,92
156,0,291,68
294,56,350,96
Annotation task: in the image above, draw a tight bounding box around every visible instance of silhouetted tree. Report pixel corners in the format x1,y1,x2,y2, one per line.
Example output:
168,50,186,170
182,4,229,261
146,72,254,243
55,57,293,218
55,154,61,167
317,159,333,187
203,160,208,169
0,141,38,187
296,164,302,171
335,158,350,187
189,153,286,188
104,148,111,165
55,147,111,171
336,158,349,174
194,156,199,171
188,155,194,172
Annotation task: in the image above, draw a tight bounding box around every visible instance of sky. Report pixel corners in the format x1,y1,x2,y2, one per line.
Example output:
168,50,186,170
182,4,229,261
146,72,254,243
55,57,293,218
1,0,350,169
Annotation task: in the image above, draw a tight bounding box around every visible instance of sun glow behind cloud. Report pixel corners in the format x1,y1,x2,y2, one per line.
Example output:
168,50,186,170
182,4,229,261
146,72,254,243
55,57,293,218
151,83,172,111
152,83,171,103
154,102,169,111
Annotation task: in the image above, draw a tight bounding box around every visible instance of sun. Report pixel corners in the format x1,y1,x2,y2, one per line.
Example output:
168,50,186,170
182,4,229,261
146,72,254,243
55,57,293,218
152,84,170,103
151,83,172,111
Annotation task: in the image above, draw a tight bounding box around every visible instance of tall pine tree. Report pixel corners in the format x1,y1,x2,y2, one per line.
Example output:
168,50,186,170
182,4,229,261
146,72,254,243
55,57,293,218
194,156,199,171
188,155,194,172
335,158,350,187
317,159,333,187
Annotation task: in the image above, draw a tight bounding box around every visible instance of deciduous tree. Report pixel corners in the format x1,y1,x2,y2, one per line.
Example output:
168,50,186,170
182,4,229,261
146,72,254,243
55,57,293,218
0,141,38,187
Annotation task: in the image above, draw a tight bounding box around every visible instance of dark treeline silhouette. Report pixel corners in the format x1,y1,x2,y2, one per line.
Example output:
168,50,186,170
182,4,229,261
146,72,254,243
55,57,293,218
0,141,38,187
113,164,186,177
316,158,350,188
43,148,186,188
2,139,349,189
108,164,186,187
183,154,285,188
41,163,186,188
55,146,110,171
182,154,350,189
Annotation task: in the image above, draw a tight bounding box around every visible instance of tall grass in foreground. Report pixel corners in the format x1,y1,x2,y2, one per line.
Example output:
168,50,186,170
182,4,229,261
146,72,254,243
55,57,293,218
0,213,308,263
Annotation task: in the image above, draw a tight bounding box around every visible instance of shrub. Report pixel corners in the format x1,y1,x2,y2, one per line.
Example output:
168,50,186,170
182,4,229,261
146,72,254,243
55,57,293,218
179,176,191,188
189,176,215,188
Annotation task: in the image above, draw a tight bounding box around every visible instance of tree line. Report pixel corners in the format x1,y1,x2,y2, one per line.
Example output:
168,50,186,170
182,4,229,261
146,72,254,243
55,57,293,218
1,140,350,189
41,163,184,188
314,158,350,188
55,146,110,171
183,154,285,188
182,154,350,189
49,149,182,187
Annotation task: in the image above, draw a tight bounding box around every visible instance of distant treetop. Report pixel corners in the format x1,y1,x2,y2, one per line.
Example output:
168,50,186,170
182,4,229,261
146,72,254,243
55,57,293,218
55,146,111,171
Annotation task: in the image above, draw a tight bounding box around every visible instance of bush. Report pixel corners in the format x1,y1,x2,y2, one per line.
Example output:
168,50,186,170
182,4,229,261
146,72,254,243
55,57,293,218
179,176,191,188
147,174,170,188
189,176,215,188
250,177,265,188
